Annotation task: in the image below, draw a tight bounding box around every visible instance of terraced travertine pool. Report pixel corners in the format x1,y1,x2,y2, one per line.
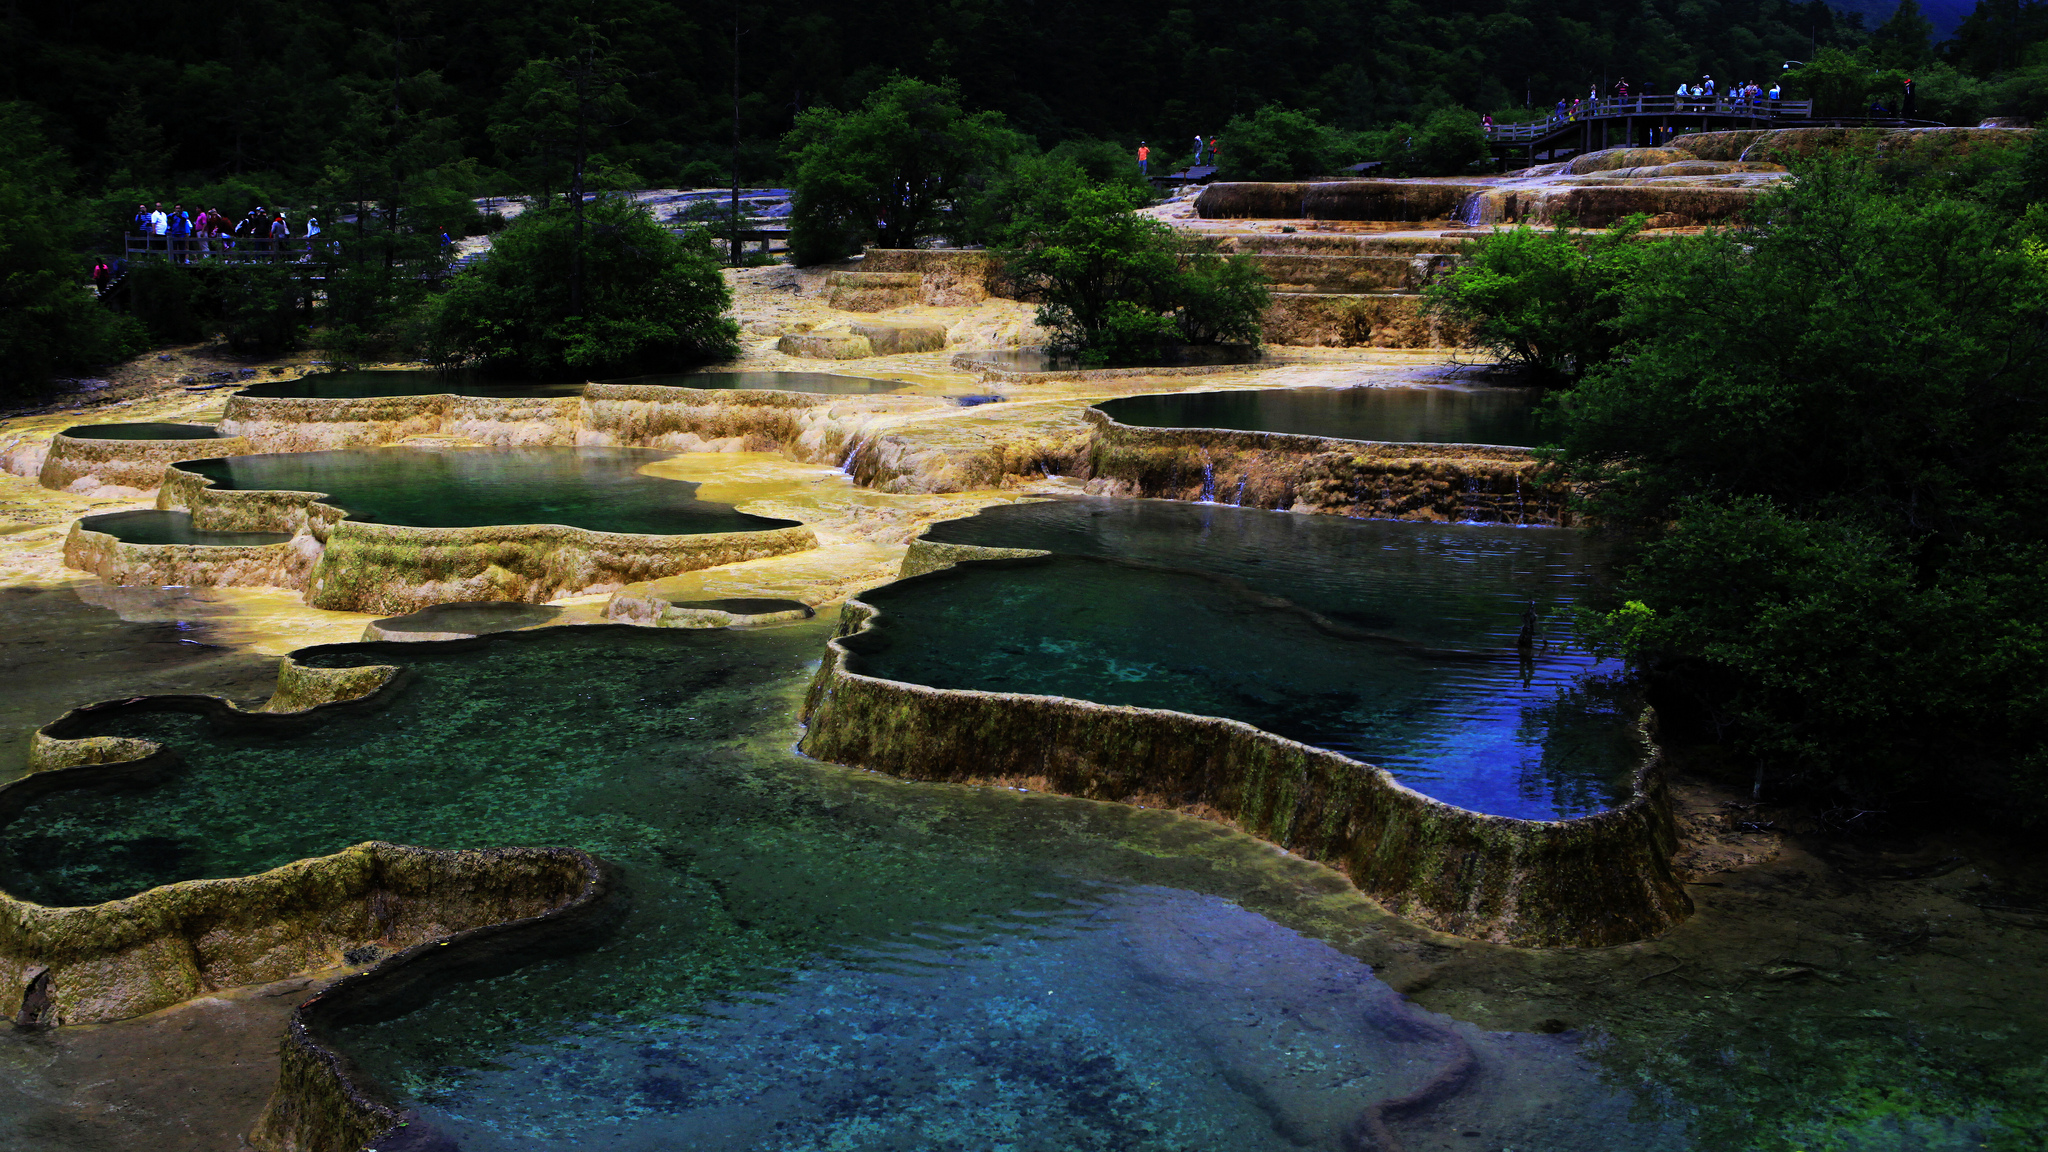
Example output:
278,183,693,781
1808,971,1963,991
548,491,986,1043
178,447,802,535
892,497,1636,819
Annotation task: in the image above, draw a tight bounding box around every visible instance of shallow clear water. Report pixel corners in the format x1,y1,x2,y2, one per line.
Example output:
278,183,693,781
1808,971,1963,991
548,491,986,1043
235,371,584,399
58,423,221,441
0,625,1676,1151
80,509,291,546
906,499,1636,819
1095,386,1544,447
180,448,801,536
601,371,906,394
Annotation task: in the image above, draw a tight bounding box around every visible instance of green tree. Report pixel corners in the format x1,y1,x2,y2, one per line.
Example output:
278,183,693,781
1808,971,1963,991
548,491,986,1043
425,194,738,378
1217,106,1352,180
1424,219,1646,384
1559,158,2048,811
1410,106,1489,176
0,104,144,397
784,76,1021,265
1002,184,1268,365
1870,0,1936,70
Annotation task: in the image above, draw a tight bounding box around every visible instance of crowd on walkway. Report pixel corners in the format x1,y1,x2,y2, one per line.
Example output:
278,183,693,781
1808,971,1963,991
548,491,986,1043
128,201,322,258
1133,135,1223,176
1481,76,1785,133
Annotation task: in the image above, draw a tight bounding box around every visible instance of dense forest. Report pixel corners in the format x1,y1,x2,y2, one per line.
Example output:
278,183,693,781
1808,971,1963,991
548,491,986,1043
4,0,2045,200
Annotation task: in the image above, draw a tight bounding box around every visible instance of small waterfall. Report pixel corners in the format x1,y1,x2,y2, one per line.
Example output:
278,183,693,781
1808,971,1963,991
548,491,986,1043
1199,457,1217,503
1454,192,1486,227
838,436,863,472
1463,477,1482,523
1232,475,1247,506
1514,476,1527,524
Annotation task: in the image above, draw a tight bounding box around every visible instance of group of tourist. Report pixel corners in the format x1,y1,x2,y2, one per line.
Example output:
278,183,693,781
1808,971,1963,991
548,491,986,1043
1529,76,1782,125
128,201,321,260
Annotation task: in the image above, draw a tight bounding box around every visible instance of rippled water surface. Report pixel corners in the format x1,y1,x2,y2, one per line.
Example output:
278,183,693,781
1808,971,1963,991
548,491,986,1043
1095,385,1544,446
908,498,1638,818
0,625,1676,1151
180,448,801,536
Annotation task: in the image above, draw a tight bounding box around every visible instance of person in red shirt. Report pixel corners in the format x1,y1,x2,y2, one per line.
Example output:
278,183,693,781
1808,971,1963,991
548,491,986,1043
1138,141,1150,175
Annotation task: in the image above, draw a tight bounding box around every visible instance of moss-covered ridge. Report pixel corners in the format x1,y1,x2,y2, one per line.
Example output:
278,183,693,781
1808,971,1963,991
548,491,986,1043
1081,405,1568,525
801,590,1687,948
119,459,820,613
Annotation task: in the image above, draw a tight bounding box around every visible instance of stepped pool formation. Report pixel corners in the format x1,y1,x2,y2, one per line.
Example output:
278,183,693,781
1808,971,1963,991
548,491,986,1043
802,498,1683,946
66,447,817,612
896,498,1635,818
37,421,255,495
175,447,797,536
1,624,1681,1151
1093,384,1545,448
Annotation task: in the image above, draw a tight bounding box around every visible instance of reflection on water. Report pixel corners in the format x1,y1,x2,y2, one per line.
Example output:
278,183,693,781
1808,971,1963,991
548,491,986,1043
179,448,802,536
80,509,292,546
1095,385,1545,447
0,625,1672,1151
603,371,907,394
58,422,223,440
235,370,583,399
911,498,1637,818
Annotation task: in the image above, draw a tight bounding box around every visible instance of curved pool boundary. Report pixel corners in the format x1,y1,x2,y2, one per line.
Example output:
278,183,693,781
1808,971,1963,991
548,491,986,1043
120,459,818,613
1082,405,1571,525
38,427,256,495
799,569,1690,948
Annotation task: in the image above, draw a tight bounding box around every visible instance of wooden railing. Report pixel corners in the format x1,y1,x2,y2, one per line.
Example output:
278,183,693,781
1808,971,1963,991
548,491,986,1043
1486,95,1816,142
122,233,333,261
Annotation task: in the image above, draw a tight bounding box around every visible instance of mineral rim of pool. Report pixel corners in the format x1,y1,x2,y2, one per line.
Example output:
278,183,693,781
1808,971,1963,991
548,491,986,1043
1093,385,1545,448
893,497,1641,820
176,447,803,536
962,345,1266,372
598,370,908,394
234,370,586,399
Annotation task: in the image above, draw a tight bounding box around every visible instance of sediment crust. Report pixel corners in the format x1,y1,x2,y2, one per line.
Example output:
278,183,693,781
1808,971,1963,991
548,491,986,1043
134,461,819,611
1081,407,1568,525
800,597,1690,948
221,393,584,452
38,430,254,495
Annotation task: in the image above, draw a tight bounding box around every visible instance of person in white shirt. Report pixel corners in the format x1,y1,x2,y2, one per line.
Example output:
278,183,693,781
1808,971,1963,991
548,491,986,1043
149,204,168,236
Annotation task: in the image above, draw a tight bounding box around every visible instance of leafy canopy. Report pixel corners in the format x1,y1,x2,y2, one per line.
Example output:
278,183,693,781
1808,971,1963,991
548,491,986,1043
1001,184,1269,365
785,77,1022,264
426,194,738,378
1425,219,1646,385
1555,157,2048,811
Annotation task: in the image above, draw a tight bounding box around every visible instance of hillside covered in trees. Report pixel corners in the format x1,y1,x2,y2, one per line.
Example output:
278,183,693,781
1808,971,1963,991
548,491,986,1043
5,0,2044,199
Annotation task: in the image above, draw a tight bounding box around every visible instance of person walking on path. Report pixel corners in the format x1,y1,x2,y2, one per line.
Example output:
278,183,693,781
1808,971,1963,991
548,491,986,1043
1193,135,1205,165
1137,141,1149,175
90,259,110,295
1208,135,1221,170
269,212,289,258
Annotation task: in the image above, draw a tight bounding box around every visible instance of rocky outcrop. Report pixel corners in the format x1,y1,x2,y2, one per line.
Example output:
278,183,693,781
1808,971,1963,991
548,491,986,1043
800,596,1688,948
825,270,921,312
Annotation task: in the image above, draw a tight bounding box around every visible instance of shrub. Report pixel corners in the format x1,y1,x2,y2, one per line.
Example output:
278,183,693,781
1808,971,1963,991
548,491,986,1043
425,194,738,378
1424,218,1646,384
1002,184,1269,365
784,76,1022,264
1217,106,1353,180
